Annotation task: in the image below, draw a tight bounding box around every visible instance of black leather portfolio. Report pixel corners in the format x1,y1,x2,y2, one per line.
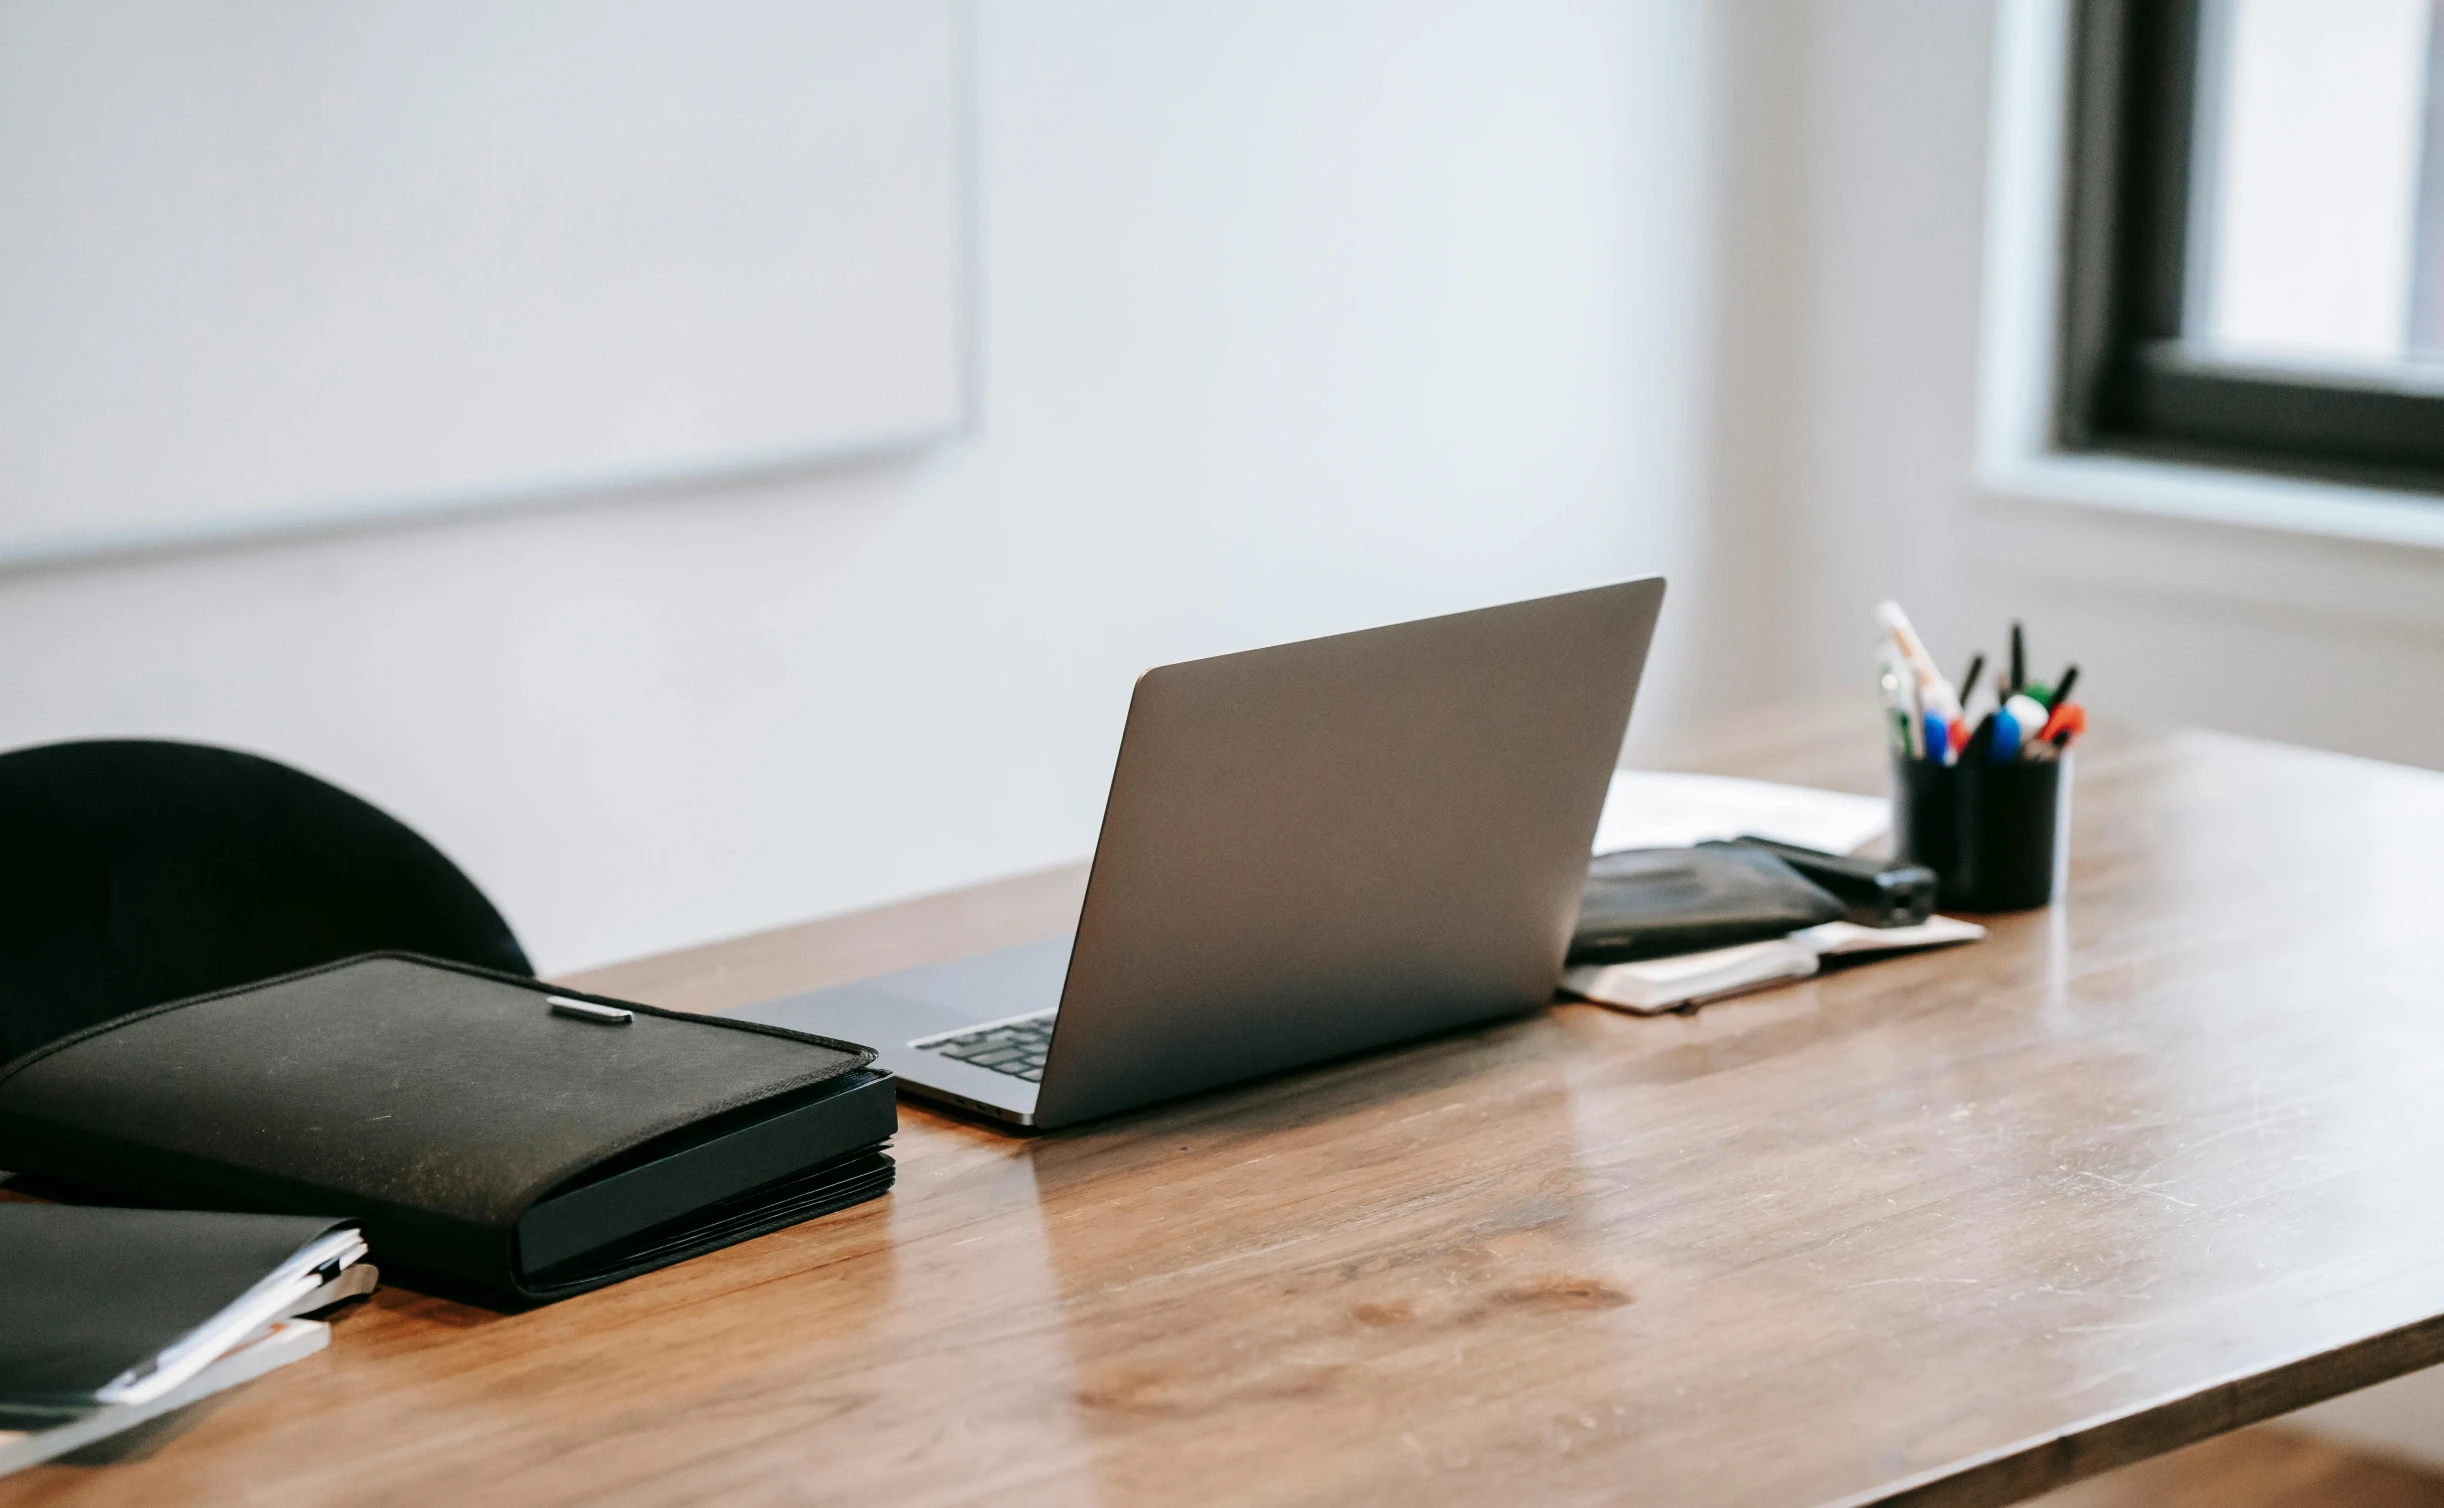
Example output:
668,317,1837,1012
0,1206,354,1429
1570,845,1846,964
0,954,896,1304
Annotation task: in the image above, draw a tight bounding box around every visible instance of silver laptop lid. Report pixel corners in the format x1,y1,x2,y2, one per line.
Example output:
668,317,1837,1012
1028,576,1663,1126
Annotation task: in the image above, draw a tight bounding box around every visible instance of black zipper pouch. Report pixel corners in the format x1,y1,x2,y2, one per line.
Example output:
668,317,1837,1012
0,953,895,1306
1571,845,1846,964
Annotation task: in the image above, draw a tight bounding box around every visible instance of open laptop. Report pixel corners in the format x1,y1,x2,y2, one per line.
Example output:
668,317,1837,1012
733,577,1665,1129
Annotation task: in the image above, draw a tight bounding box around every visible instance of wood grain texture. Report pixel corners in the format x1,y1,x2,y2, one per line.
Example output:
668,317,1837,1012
11,705,2444,1507
2030,1425,2444,1508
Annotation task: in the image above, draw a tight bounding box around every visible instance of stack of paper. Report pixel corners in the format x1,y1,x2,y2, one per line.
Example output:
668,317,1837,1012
0,1320,331,1474
1564,916,1987,1015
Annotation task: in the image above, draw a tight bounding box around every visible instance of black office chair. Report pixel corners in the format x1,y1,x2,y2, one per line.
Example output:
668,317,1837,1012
0,739,529,1062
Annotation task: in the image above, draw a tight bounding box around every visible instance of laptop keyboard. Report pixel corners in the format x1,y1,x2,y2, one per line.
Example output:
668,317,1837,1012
919,1010,1055,1082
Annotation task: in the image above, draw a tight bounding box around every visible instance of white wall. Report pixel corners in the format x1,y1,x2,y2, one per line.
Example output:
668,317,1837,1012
0,0,1730,974
1738,0,2444,1466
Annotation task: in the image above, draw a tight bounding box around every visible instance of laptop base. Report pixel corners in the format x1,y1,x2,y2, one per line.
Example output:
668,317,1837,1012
730,937,1071,1126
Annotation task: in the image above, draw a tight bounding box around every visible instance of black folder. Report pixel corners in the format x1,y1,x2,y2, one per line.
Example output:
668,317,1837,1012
0,1206,356,1430
0,954,896,1304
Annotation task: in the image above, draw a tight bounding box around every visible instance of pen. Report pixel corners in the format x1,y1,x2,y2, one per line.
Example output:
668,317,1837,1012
1876,600,1962,734
1878,660,1910,755
1900,655,1924,758
1959,653,1985,708
2008,621,2025,697
2047,664,2079,710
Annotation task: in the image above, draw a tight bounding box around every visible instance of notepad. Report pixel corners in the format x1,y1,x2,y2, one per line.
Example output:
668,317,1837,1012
1563,915,1986,1014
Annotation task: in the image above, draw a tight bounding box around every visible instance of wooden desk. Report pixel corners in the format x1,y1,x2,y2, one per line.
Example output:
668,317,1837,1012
11,708,2444,1508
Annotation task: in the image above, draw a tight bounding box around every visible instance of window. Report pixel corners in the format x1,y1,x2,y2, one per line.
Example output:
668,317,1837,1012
2060,0,2444,491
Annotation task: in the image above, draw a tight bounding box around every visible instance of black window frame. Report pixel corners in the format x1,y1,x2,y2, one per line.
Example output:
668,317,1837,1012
2060,0,2444,494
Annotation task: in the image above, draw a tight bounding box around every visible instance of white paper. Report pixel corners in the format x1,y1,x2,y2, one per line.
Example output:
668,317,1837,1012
1793,916,1987,956
98,1229,366,1406
1592,770,1889,857
1566,915,1989,1016
1564,939,1820,1014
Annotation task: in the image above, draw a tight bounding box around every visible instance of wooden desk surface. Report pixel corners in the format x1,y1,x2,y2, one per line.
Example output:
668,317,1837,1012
11,706,2444,1508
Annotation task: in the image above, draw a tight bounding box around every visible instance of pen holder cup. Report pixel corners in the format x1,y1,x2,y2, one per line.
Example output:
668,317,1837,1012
1890,753,2070,912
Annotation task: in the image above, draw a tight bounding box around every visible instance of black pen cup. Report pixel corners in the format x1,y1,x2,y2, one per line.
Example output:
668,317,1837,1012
1890,753,2070,912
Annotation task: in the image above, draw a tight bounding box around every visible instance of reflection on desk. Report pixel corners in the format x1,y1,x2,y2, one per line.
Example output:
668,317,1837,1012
10,703,2444,1508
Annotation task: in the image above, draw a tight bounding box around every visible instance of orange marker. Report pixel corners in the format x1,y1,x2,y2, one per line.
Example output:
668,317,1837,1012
2039,702,2085,745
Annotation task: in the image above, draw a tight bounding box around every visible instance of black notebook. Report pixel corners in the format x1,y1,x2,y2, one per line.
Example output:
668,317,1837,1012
0,954,897,1304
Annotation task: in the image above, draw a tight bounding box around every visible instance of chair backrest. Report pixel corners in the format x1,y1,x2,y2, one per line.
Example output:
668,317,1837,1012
0,739,529,1061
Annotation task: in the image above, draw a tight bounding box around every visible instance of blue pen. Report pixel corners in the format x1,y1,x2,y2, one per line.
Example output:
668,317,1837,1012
1924,711,1951,766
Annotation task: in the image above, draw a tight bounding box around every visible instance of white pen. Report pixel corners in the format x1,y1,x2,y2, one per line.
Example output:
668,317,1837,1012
1875,599,1961,727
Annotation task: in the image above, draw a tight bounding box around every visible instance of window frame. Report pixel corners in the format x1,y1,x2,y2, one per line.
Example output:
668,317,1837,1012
2058,0,2444,495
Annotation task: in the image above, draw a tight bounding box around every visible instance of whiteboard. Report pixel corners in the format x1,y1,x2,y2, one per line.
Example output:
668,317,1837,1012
0,1,967,562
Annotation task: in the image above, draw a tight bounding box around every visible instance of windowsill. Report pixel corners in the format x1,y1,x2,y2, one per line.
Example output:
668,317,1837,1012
1978,450,2444,553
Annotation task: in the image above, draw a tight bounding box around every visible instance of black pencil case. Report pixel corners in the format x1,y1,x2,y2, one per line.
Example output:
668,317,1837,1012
0,953,896,1305
1707,837,1937,927
1571,846,1844,963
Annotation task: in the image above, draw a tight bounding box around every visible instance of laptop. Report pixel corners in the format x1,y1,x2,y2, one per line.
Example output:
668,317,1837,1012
733,577,1665,1129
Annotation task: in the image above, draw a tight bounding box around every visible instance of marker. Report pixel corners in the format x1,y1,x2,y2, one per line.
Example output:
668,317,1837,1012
2008,621,2025,697
1958,653,1986,708
2003,693,2049,750
1965,711,1999,764
1987,708,2021,762
2040,701,2086,745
